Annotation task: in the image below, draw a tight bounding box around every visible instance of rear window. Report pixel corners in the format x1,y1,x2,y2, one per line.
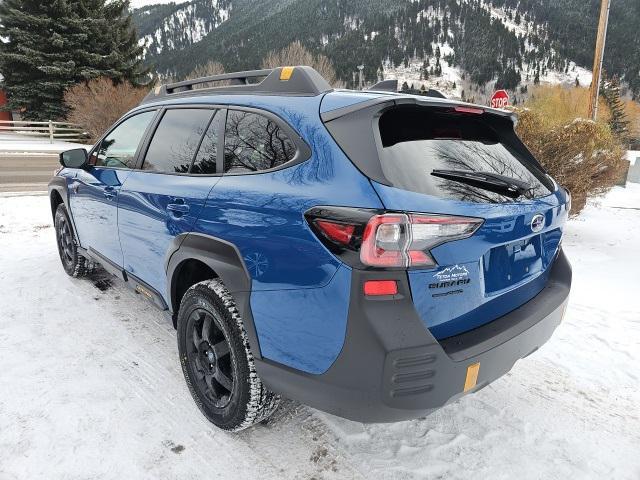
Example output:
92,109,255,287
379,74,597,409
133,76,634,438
376,106,553,202
223,110,296,173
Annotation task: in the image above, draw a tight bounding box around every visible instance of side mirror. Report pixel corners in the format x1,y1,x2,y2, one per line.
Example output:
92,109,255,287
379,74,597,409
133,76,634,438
60,148,89,169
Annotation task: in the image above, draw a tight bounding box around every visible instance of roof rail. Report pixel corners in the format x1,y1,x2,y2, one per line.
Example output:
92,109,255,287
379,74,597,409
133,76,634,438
367,79,398,93
141,66,332,104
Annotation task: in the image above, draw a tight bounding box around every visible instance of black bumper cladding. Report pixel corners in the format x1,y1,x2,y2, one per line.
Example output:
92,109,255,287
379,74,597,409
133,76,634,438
255,250,571,423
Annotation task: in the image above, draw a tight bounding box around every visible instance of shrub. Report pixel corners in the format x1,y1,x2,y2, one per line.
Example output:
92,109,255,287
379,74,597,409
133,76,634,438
524,85,611,128
262,41,343,87
188,60,225,79
184,61,230,88
64,78,149,143
516,108,626,214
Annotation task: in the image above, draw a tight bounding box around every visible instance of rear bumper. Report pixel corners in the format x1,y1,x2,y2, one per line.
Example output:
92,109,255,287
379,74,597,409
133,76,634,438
255,249,571,423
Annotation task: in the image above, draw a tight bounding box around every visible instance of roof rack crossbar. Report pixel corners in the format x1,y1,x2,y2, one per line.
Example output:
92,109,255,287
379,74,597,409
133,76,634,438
141,66,333,104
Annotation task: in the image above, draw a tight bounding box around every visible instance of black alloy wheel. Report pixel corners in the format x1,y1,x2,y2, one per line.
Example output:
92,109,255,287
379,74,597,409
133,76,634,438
177,280,280,431
54,203,93,277
56,213,75,265
186,308,235,410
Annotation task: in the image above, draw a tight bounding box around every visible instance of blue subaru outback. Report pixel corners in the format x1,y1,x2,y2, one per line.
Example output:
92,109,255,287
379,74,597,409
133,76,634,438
49,66,571,431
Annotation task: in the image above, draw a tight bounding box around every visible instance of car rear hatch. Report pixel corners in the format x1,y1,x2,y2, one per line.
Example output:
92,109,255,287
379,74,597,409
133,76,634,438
322,94,570,339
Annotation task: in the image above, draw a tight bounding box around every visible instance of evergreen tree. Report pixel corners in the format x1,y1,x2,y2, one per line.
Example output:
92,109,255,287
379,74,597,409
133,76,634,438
601,76,630,141
401,81,409,91
0,0,148,121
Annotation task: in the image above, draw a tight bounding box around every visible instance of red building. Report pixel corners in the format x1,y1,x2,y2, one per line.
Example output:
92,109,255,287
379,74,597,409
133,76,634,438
0,88,13,121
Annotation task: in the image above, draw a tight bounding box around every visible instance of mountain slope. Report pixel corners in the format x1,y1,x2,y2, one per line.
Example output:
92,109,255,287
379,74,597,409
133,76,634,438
135,0,232,56
132,0,640,98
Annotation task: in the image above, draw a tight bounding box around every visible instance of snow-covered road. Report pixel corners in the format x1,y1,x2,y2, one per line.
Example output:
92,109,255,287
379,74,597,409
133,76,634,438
1,187,639,479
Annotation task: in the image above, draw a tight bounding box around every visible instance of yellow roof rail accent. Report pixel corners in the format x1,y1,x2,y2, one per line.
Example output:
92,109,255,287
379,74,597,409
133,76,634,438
280,66,294,81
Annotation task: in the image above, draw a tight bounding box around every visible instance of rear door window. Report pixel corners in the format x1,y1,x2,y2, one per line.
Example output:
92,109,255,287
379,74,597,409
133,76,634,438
377,106,553,202
142,108,214,174
223,110,296,173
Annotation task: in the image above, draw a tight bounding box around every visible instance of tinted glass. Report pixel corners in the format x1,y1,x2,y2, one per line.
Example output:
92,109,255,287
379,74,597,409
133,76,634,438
191,110,222,174
93,111,155,168
378,106,553,203
143,108,213,173
224,110,296,173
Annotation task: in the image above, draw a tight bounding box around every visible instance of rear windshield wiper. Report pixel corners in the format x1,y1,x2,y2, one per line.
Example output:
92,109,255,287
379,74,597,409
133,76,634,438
431,169,531,199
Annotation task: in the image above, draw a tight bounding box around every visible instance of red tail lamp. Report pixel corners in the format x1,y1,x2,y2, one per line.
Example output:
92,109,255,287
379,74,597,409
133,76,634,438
363,280,398,296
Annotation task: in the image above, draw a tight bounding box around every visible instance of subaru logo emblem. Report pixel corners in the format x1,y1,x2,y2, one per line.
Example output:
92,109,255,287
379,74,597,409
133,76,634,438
531,214,545,233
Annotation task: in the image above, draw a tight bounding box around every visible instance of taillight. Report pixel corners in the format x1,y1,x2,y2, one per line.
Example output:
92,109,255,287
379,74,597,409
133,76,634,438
305,207,483,269
360,213,482,267
314,220,356,245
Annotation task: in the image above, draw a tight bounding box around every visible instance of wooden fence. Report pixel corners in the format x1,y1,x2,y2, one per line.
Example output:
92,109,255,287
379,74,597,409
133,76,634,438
0,120,90,143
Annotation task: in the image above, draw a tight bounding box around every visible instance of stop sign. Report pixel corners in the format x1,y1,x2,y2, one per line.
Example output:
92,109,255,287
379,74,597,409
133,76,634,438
490,90,510,109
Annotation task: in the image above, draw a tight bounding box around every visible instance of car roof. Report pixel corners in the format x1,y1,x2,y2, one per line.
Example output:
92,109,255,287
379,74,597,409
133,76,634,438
138,66,514,123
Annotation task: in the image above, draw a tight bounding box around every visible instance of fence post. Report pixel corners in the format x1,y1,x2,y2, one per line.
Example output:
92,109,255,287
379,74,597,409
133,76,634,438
48,120,54,143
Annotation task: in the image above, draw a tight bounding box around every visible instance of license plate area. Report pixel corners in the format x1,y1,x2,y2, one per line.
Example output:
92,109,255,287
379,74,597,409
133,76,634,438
483,235,543,295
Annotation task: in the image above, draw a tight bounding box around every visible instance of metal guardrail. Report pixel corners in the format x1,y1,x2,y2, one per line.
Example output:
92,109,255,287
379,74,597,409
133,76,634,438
0,120,90,143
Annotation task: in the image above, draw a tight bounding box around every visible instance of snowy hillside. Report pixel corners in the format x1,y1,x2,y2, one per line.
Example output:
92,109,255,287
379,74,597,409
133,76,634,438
382,1,594,102
136,0,232,57
132,0,640,98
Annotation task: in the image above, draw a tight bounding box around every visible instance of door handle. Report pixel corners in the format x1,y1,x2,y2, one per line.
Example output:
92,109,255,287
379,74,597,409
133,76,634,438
167,199,190,215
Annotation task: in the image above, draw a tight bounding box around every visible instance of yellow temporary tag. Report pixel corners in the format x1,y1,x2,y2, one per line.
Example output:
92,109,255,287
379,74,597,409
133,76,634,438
464,362,480,392
280,66,294,81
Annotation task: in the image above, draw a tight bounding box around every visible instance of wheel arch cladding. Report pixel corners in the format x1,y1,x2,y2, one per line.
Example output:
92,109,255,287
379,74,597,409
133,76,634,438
166,233,262,359
172,258,218,316
48,176,68,218
50,189,64,217
48,176,81,239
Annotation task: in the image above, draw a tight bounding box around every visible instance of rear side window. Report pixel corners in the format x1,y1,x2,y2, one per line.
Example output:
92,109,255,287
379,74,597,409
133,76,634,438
143,108,214,173
223,110,296,173
191,110,223,175
92,111,155,169
376,106,553,202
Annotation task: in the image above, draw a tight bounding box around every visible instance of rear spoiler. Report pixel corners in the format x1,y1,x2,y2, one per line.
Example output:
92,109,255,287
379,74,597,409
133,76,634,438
321,96,517,124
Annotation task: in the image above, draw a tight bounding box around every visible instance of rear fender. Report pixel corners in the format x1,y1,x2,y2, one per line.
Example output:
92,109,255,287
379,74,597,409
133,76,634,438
165,233,261,359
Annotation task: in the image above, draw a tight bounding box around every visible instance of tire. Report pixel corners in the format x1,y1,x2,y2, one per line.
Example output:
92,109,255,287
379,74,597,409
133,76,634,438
54,203,93,278
177,279,280,431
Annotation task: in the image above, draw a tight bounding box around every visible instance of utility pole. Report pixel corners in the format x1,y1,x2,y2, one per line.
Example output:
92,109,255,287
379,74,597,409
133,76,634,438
357,64,364,90
588,0,611,120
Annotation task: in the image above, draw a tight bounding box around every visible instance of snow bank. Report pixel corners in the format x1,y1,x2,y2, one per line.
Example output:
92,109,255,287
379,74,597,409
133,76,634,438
0,133,91,154
626,150,640,166
0,186,639,479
